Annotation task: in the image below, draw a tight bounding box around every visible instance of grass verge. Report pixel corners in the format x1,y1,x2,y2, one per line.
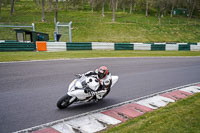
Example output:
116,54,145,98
103,93,200,133
0,51,200,62
1,1,200,42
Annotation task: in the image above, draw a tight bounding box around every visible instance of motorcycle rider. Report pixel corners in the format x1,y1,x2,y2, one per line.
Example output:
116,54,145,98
76,66,112,101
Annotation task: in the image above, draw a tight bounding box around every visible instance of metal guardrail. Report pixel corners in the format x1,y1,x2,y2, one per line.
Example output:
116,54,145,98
0,23,35,31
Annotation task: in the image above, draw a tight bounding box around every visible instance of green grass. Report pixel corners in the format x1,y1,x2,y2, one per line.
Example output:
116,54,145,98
0,1,200,42
103,93,200,133
0,50,200,62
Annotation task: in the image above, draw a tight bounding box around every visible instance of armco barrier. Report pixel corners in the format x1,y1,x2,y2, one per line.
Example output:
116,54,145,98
133,43,151,50
190,45,200,51
36,41,47,51
1,41,200,52
67,42,92,50
115,43,133,50
188,43,197,45
151,44,166,51
154,43,166,45
92,42,114,50
5,40,17,42
165,44,179,51
47,42,66,52
0,42,36,51
178,44,190,51
177,43,188,45
50,42,200,51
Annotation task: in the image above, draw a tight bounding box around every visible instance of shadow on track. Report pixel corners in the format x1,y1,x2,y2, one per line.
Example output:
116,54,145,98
56,98,116,111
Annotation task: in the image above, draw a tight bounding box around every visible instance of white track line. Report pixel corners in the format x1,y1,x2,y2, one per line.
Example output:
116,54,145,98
1,56,200,64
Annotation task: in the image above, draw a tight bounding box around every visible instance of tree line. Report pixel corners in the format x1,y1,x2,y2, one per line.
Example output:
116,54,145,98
0,0,199,22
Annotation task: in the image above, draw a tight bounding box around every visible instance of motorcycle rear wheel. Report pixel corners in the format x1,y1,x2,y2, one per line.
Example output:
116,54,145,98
57,94,73,109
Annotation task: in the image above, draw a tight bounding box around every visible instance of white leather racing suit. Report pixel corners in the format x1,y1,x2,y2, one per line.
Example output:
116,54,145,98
83,70,112,100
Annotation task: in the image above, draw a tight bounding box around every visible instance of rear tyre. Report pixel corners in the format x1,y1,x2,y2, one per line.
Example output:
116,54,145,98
57,94,74,109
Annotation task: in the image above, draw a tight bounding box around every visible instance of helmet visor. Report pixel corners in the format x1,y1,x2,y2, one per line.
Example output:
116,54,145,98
98,72,105,79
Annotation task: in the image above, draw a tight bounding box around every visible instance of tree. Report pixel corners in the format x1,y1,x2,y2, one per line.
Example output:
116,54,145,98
91,0,94,13
112,0,116,22
154,0,167,24
170,0,177,18
129,0,133,14
122,0,125,12
116,0,118,10
48,0,53,12
55,0,58,23
102,0,105,17
187,0,199,18
11,0,15,16
34,0,40,6
0,0,2,19
72,0,82,10
41,0,45,22
145,0,148,17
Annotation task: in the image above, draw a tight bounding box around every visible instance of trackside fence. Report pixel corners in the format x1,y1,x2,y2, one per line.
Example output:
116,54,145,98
0,41,200,51
0,42,36,51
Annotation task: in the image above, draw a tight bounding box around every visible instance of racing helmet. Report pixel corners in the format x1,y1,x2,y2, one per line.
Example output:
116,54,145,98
97,66,109,79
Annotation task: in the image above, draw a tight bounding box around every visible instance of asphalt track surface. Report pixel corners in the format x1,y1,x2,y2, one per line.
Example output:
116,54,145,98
0,57,200,133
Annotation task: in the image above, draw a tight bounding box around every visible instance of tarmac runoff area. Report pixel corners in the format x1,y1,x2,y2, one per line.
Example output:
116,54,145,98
14,82,200,133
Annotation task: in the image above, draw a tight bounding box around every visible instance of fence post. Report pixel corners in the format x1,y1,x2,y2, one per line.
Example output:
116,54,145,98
69,21,72,43
56,21,59,34
32,23,35,31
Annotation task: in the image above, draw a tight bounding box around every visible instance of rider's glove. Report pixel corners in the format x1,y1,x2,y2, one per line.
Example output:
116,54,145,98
75,74,82,79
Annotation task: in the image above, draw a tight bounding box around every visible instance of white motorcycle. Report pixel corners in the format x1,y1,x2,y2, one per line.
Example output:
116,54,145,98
57,75,119,109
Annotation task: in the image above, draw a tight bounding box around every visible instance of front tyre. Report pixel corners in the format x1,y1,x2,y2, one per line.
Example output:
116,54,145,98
57,94,74,109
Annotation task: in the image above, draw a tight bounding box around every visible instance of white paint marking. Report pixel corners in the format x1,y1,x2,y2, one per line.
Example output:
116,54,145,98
51,113,121,133
65,115,107,133
136,95,175,109
1,57,200,64
91,113,121,125
180,86,200,93
52,123,75,133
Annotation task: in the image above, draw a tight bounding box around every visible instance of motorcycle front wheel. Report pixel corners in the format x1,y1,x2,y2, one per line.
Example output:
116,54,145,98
57,94,74,109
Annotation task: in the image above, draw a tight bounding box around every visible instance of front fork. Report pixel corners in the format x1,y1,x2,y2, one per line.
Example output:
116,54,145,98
69,96,76,103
